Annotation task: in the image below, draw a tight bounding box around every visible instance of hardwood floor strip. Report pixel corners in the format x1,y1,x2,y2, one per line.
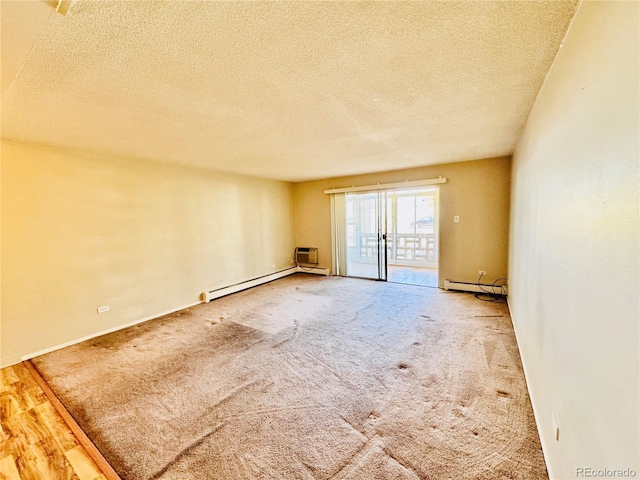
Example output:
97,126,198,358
65,445,106,480
0,367,20,387
8,408,77,479
0,455,22,480
34,401,79,452
22,361,121,480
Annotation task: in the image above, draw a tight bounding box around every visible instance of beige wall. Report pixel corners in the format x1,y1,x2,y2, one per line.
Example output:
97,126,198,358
294,156,511,286
1,141,296,366
508,2,639,478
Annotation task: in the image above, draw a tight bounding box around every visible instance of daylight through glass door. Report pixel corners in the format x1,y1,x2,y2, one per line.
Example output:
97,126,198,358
344,187,439,286
386,188,439,287
345,192,386,280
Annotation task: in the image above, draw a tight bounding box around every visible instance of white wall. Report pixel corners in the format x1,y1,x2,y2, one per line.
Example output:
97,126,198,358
1,141,296,367
508,2,639,478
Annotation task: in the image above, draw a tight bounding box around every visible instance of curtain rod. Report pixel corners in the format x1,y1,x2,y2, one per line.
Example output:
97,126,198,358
324,177,447,194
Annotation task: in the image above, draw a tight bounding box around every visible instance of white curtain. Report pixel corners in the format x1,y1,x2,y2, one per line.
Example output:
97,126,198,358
330,193,347,276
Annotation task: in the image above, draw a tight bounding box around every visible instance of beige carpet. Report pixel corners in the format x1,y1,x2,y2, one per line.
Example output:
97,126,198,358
32,274,547,480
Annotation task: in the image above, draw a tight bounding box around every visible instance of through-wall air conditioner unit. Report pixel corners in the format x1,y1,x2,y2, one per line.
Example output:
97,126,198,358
295,247,318,265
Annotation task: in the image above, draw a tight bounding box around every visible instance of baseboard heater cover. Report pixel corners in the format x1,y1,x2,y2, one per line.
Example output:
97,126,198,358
443,279,507,295
297,266,330,276
202,267,298,302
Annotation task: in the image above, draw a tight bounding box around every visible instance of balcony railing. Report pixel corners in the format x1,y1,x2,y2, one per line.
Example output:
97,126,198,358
349,233,437,268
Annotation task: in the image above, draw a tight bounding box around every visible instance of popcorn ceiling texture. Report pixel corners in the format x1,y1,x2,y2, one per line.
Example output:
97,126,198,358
1,1,577,182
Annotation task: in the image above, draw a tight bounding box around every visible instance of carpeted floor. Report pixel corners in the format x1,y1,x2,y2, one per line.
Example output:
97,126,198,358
32,274,547,480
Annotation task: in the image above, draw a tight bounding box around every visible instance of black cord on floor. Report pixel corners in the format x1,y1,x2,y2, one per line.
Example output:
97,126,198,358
297,264,317,272
294,258,317,272
475,273,507,303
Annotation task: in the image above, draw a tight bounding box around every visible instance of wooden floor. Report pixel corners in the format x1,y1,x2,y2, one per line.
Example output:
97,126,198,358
0,363,107,480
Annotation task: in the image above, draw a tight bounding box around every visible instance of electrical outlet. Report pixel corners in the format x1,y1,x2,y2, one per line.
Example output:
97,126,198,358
478,270,486,276
97,305,109,314
453,215,460,223
552,413,559,441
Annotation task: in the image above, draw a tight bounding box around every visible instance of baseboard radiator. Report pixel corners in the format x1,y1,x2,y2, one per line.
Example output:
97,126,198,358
297,266,330,276
443,279,507,295
202,267,298,302
201,266,330,302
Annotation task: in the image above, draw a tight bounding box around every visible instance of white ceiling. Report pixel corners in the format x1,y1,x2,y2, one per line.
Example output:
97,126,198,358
1,0,577,182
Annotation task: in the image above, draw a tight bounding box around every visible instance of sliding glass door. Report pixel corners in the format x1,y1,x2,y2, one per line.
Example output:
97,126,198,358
386,188,438,269
345,192,387,280
342,187,438,282
329,181,443,285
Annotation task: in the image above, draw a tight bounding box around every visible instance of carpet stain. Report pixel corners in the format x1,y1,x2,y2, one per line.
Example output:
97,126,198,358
32,274,548,480
148,422,226,480
496,389,512,399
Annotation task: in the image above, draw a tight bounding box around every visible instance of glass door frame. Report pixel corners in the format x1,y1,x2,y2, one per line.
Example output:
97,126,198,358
345,191,388,281
378,191,388,282
343,186,440,282
377,190,388,282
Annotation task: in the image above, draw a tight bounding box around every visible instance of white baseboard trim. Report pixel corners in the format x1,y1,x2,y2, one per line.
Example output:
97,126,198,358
202,267,299,302
443,279,507,295
297,266,330,276
21,300,203,362
506,297,553,478
19,268,303,365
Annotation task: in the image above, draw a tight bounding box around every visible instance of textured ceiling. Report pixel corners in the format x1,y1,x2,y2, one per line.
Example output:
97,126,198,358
1,1,577,182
